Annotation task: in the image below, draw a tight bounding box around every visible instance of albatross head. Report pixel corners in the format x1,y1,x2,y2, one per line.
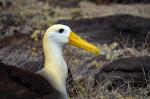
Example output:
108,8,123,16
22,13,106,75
44,24,71,45
40,24,100,99
43,24,100,55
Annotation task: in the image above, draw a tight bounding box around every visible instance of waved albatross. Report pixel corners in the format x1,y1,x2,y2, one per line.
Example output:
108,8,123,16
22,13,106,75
0,24,100,99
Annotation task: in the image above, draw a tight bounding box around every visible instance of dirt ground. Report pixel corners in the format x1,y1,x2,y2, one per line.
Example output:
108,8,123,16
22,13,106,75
1,0,150,98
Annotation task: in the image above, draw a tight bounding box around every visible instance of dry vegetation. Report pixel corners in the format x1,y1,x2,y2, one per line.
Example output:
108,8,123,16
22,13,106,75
1,0,150,98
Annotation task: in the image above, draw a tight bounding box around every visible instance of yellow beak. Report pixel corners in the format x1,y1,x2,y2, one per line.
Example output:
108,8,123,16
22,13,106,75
68,32,100,56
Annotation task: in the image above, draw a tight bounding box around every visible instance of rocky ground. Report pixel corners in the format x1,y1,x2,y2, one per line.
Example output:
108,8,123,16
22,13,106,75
1,0,150,98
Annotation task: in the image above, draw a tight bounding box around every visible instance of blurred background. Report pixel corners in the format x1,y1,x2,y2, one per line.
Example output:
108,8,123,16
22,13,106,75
1,0,150,98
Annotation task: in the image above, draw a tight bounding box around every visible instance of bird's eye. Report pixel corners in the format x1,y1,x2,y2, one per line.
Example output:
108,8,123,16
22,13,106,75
58,29,64,33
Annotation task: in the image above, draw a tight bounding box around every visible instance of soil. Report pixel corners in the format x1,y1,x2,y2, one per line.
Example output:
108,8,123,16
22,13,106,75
1,0,150,98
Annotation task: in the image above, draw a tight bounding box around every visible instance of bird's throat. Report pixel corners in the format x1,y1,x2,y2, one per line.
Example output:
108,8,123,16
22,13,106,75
41,40,68,97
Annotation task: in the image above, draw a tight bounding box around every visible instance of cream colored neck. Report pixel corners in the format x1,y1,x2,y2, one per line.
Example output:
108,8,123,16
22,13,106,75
39,39,68,99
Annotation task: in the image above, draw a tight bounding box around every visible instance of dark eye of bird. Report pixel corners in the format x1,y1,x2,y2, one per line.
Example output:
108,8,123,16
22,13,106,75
58,29,64,33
